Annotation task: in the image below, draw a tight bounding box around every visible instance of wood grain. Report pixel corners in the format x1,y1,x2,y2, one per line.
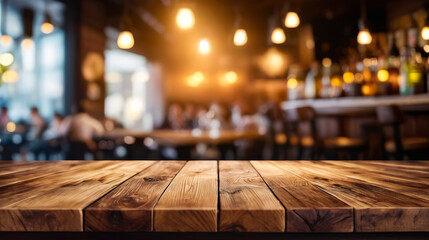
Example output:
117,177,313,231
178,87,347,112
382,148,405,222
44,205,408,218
0,161,154,231
219,161,284,232
280,161,429,232
85,161,185,232
251,161,353,232
0,161,90,187
154,161,218,232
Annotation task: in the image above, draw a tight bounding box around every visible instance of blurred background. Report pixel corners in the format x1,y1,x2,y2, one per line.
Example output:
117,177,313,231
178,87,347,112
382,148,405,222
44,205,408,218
0,0,428,161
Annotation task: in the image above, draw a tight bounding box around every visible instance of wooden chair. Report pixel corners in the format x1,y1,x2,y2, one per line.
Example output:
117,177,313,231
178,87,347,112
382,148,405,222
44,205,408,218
283,106,367,160
377,105,429,160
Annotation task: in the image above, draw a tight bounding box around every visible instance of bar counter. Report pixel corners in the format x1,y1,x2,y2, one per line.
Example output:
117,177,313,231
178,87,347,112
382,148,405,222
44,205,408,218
1,160,429,239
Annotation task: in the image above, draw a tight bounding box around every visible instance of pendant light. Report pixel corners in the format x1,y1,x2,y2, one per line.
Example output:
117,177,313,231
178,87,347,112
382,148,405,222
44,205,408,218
284,12,300,28
176,8,195,30
271,27,286,44
0,0,13,47
117,0,134,49
357,0,372,45
41,0,54,34
21,8,34,50
233,15,247,46
422,6,429,40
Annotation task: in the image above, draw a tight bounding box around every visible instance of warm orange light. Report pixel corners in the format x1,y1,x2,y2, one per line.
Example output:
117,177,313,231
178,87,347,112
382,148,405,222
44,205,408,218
0,35,13,47
271,27,286,44
284,12,300,28
322,58,332,68
176,8,195,30
117,31,134,49
424,45,429,53
187,72,204,87
357,29,372,45
233,29,247,46
224,71,238,84
343,72,354,84
355,73,364,83
21,38,34,50
421,26,429,40
6,122,16,132
41,22,54,34
331,77,342,87
377,69,389,82
2,70,19,83
287,78,298,89
198,39,210,55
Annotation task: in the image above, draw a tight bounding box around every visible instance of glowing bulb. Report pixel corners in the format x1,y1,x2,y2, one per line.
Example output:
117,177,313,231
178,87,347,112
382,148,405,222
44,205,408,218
21,38,34,50
377,69,389,82
6,122,16,132
224,71,238,84
271,27,286,44
322,57,332,68
357,29,372,45
284,12,300,28
198,39,211,55
287,78,298,89
2,70,19,83
421,26,429,40
176,8,195,30
331,77,342,87
355,73,364,83
424,45,429,53
117,31,134,49
41,22,54,34
0,53,14,66
233,29,247,46
343,72,354,84
187,72,204,87
0,35,13,47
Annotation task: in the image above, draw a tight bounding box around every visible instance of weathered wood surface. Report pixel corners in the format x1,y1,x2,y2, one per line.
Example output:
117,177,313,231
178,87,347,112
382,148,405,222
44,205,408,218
85,161,185,232
0,161,154,231
219,161,284,232
251,161,353,232
1,160,429,233
153,161,218,232
281,161,429,232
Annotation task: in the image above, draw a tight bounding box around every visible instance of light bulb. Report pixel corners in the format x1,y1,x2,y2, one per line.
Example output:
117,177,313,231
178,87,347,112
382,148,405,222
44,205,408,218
421,26,429,41
343,72,354,84
284,12,300,28
0,35,13,47
198,39,210,55
41,22,54,34
357,29,372,45
21,38,34,50
224,71,238,84
377,69,389,82
287,78,298,89
117,31,134,49
233,29,247,46
271,27,286,44
176,8,195,30
187,72,204,87
2,70,19,83
0,53,14,66
6,122,16,132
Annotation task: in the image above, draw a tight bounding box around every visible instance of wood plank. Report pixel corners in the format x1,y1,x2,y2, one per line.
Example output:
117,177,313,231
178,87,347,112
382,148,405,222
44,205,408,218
251,161,353,232
219,161,284,232
0,161,90,187
154,161,218,232
0,161,51,176
279,161,429,232
85,161,185,232
0,161,154,231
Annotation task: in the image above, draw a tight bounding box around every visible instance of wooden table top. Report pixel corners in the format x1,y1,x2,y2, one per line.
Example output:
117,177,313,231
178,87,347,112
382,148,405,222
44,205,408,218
1,160,429,233
104,129,265,146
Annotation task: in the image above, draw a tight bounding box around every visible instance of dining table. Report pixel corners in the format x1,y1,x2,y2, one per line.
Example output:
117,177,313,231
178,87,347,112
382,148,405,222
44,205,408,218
1,160,429,240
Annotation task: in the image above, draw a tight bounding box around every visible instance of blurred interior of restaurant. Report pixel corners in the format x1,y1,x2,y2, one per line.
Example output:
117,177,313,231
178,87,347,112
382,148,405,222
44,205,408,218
0,0,428,161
